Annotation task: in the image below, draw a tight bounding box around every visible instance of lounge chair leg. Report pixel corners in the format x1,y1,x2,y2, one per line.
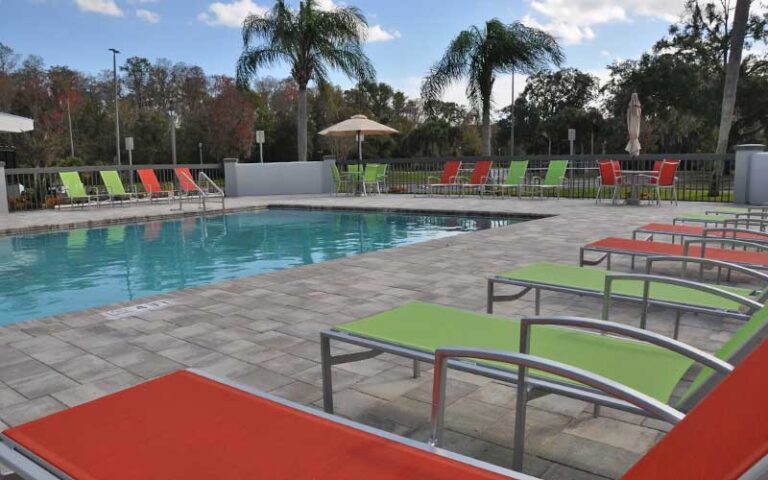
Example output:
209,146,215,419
487,280,495,314
593,404,601,418
534,288,541,315
512,384,530,471
673,311,681,340
606,253,612,271
321,334,334,414
412,359,421,379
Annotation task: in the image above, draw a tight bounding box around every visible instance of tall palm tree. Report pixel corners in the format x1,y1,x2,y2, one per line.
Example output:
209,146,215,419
422,19,563,156
237,0,375,161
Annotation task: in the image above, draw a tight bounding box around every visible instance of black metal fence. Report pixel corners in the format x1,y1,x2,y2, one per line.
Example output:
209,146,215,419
4,164,223,212
337,154,735,202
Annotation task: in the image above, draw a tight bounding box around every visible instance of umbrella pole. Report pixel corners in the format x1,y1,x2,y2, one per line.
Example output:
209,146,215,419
358,131,364,196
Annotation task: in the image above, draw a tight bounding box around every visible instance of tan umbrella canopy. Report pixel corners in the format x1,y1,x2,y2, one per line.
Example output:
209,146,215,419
625,93,642,157
318,114,399,138
0,112,34,133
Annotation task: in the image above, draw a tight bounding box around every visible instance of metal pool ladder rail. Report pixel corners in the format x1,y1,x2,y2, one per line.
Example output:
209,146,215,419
172,170,225,213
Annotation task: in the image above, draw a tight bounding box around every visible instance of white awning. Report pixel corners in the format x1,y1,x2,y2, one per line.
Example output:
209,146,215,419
0,112,34,133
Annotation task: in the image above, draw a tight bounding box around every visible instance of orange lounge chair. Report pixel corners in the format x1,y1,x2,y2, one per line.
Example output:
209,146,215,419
581,236,768,270
137,169,174,202
175,167,199,195
634,224,768,244
1,338,767,479
460,160,493,196
426,160,462,196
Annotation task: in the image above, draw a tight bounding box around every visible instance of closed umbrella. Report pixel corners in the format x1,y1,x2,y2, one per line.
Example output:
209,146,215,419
0,112,34,133
625,93,641,157
318,114,399,194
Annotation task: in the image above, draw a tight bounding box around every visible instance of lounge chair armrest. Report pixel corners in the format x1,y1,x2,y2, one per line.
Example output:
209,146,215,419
429,346,685,451
604,273,764,314
702,227,768,240
684,237,768,253
519,316,733,376
645,255,768,287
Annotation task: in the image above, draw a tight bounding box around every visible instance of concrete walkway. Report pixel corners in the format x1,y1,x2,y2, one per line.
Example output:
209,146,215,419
0,196,743,478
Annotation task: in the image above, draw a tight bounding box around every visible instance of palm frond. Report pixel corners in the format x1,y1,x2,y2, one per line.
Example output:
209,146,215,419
421,30,475,109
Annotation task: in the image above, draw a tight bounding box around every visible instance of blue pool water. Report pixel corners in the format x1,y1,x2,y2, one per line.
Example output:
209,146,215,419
0,208,519,325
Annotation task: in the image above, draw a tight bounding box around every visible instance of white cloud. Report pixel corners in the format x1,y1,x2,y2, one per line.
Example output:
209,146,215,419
600,50,610,57
136,8,159,23
75,0,123,16
316,0,338,11
127,0,158,3
522,0,688,44
198,0,268,28
366,24,401,42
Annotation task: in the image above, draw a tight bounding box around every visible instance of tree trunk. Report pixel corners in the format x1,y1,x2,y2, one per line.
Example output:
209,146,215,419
716,0,750,155
297,86,308,161
481,97,491,156
711,0,750,196
66,96,75,157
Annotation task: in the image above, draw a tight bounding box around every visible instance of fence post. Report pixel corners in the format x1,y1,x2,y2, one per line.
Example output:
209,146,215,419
734,144,765,204
223,158,238,197
0,162,8,215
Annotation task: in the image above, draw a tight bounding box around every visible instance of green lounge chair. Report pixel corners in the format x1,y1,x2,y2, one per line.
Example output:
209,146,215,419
674,210,768,226
58,172,99,208
529,160,568,198
488,259,764,339
99,170,137,206
488,160,528,198
375,164,388,193
704,206,768,215
321,300,765,416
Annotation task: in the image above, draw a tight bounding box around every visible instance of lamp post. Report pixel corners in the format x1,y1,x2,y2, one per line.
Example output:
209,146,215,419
168,108,177,165
510,68,515,156
198,142,203,164
108,48,121,166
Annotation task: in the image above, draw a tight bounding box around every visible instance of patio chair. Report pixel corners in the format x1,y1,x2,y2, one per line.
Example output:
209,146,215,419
57,172,100,209
580,236,768,271
375,163,388,193
362,163,383,195
331,163,352,195
528,160,568,198
426,160,462,196
137,169,175,202
99,170,138,207
321,301,768,424
641,159,679,205
175,167,199,197
486,160,528,198
595,160,623,204
487,259,764,338
460,160,493,197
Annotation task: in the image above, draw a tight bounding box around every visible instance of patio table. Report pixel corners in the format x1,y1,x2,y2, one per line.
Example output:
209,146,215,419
621,170,655,206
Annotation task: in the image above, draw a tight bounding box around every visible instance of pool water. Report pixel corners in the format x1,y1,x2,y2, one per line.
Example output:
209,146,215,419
0,208,520,325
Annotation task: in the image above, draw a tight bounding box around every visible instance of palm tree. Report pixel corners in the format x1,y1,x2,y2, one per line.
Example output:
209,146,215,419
237,0,375,161
422,19,563,156
715,0,751,154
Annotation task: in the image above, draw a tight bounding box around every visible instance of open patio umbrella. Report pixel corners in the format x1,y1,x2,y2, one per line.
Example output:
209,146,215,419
625,93,642,157
318,114,399,194
0,112,34,133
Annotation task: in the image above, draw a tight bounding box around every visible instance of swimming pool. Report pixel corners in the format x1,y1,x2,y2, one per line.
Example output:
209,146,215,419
0,208,520,325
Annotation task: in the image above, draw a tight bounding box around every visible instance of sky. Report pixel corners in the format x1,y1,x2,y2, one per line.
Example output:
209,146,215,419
0,0,693,108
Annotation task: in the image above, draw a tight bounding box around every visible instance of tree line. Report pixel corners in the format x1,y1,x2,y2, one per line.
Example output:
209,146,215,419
1,0,767,168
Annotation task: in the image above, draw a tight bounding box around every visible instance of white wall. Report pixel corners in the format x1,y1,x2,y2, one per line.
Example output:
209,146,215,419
224,159,334,196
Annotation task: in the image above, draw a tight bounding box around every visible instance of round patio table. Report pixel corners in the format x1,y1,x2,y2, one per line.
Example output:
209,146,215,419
620,171,656,206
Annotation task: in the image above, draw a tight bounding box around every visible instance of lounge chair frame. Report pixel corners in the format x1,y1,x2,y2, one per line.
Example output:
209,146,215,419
633,225,768,246
488,257,766,335
0,368,529,480
320,308,733,420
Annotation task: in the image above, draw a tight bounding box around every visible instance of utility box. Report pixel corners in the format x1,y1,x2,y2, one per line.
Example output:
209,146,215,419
734,144,766,204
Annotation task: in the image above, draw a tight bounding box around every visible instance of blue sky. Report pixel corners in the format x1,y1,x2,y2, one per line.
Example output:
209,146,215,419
2,0,690,106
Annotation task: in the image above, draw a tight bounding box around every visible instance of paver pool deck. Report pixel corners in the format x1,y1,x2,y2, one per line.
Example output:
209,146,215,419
0,196,747,479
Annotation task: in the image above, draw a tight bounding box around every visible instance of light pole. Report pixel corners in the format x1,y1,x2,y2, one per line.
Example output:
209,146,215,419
198,142,203,164
109,48,121,166
168,108,177,165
